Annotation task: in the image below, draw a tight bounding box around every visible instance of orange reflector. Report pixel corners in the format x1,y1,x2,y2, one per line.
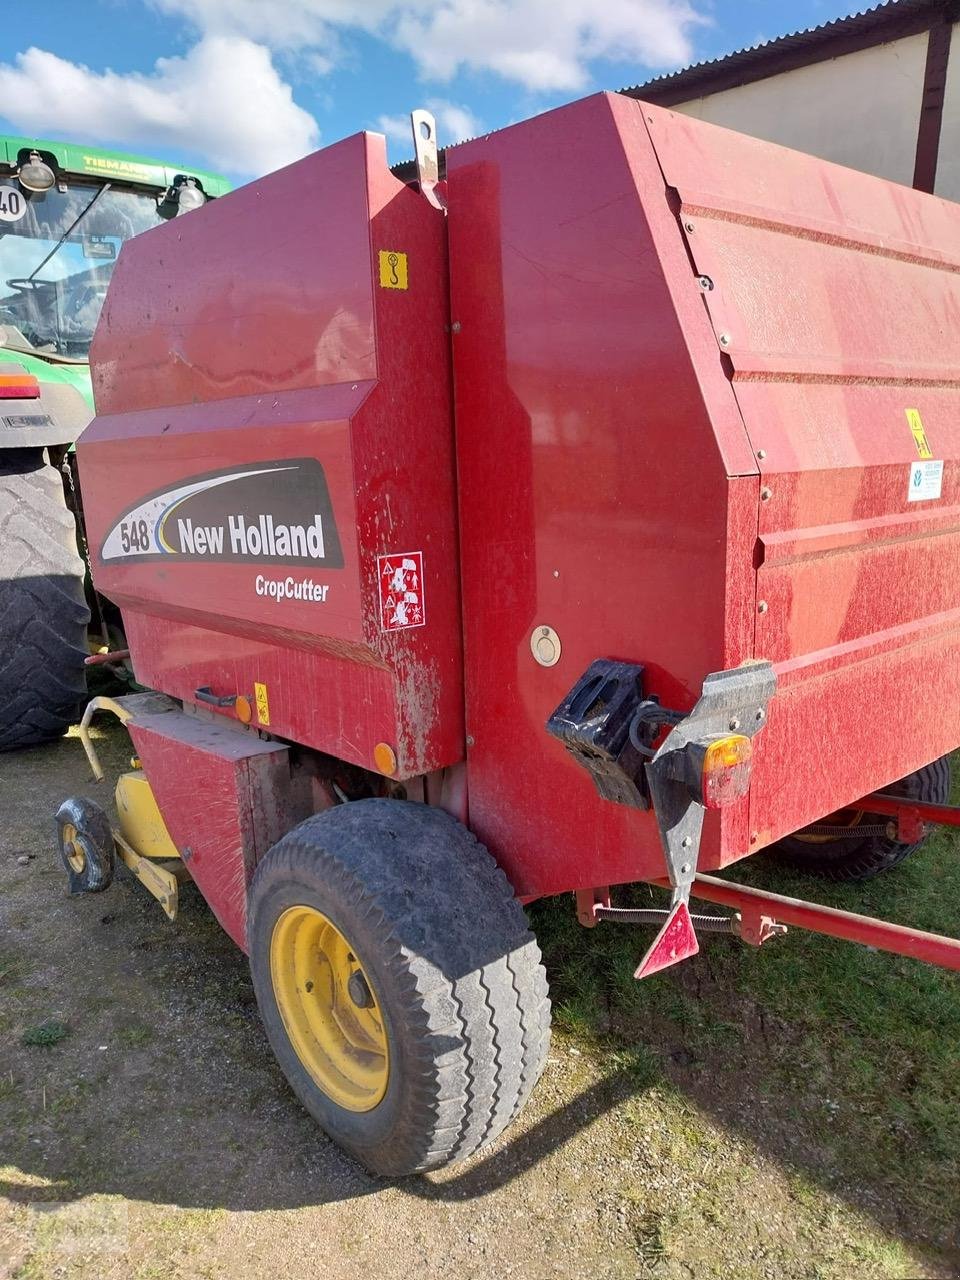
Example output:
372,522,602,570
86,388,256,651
701,734,753,809
373,742,397,776
235,695,253,724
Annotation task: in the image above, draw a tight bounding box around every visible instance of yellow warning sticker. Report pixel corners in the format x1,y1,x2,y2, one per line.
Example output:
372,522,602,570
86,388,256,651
378,250,408,290
905,408,933,459
254,681,270,726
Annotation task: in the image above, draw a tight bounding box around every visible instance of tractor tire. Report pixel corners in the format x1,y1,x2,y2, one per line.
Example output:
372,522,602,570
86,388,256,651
0,450,89,751
247,798,551,1177
769,755,952,882
55,795,115,894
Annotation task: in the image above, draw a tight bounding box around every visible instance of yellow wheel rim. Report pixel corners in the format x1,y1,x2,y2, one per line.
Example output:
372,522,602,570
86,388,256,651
270,906,389,1112
62,822,85,874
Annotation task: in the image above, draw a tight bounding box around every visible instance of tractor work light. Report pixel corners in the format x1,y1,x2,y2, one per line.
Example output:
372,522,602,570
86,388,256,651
157,176,206,219
696,734,753,809
17,151,56,193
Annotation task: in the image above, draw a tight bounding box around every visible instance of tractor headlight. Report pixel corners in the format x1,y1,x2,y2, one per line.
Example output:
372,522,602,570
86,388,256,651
157,176,207,219
18,151,56,193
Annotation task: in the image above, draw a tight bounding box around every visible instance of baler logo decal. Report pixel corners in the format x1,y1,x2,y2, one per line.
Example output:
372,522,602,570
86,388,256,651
100,459,344,568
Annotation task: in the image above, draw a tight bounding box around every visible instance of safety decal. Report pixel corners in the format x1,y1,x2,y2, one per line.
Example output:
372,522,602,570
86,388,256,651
378,552,425,631
0,185,27,222
905,408,933,459
378,250,408,290
907,459,943,502
254,681,271,726
100,458,343,568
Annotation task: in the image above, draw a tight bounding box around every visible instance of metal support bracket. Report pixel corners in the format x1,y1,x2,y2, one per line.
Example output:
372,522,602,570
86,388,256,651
636,661,776,978
410,109,445,212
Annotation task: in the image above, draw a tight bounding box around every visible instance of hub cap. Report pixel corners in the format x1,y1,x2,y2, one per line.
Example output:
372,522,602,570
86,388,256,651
269,906,389,1111
61,822,85,874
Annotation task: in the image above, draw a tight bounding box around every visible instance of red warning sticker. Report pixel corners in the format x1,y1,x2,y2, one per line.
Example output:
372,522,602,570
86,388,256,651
378,551,425,631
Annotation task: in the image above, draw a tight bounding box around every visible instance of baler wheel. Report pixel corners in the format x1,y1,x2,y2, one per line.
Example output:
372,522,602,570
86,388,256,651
247,798,551,1176
0,451,89,751
769,755,952,882
55,796,115,894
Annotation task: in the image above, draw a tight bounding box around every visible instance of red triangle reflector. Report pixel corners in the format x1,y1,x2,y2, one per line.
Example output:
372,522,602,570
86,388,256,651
634,901,699,979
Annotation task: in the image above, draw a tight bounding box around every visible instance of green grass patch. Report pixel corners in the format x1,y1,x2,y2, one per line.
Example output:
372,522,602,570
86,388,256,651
21,1020,70,1048
529,818,960,1249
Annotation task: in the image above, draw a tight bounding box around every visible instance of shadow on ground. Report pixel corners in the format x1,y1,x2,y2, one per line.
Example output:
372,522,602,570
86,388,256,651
1,725,957,1274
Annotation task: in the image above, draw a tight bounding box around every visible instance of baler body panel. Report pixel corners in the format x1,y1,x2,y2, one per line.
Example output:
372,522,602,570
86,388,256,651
643,108,960,849
79,96,960,905
80,133,463,778
446,93,760,897
447,93,960,895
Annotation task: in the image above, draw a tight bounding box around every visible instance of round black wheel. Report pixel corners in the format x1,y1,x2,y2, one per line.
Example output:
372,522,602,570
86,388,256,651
769,755,952,882
55,796,115,893
0,450,90,751
247,798,551,1177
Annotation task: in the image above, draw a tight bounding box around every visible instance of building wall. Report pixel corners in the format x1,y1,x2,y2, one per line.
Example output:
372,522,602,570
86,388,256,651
936,24,960,198
671,33,929,189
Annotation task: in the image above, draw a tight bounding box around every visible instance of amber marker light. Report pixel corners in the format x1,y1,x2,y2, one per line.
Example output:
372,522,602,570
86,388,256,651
700,734,753,809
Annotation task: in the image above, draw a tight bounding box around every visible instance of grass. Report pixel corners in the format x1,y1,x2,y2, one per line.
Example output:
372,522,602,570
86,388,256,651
21,1022,70,1049
528,811,960,1258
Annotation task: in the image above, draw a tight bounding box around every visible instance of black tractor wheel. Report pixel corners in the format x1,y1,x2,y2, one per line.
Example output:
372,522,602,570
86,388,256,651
247,798,551,1177
769,755,952,882
55,796,115,894
0,450,89,750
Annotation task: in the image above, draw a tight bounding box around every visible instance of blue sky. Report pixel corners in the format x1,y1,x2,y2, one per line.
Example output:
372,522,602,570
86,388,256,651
0,0,864,181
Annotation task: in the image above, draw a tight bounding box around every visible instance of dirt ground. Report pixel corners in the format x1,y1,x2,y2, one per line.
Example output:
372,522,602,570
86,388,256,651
0,721,956,1280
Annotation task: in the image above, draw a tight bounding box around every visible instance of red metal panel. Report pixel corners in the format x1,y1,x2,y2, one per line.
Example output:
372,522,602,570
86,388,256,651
127,712,305,950
446,94,758,898
81,132,463,778
642,106,960,853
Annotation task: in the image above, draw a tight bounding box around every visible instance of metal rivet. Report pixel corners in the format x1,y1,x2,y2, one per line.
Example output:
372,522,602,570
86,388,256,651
719,333,731,347
466,734,475,747
553,569,560,578
755,709,765,723
680,862,691,875
757,600,768,614
697,275,713,291
451,321,462,333
728,717,740,730
681,837,692,849
750,831,759,842
756,449,767,460
760,486,772,501
684,221,695,233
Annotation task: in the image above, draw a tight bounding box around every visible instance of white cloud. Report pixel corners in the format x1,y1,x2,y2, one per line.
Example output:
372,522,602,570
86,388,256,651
378,98,483,148
0,36,319,177
395,0,706,90
152,0,705,92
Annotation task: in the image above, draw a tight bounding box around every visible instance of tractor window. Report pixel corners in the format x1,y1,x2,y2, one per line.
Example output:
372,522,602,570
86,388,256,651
0,183,167,360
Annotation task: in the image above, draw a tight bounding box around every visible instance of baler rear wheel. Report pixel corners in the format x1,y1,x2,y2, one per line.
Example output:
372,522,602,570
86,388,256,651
769,755,952,882
247,798,551,1176
0,450,89,751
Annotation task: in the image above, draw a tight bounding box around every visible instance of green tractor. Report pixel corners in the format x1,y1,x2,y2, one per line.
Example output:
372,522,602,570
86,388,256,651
0,138,229,750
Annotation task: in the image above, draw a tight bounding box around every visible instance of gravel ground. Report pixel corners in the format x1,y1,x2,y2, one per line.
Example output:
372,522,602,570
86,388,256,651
0,721,951,1279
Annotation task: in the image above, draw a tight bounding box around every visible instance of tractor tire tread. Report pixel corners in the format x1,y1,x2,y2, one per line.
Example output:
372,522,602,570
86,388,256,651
247,798,551,1176
0,454,88,751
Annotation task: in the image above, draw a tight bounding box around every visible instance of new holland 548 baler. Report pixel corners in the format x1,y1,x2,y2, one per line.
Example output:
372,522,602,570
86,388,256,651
57,93,960,1175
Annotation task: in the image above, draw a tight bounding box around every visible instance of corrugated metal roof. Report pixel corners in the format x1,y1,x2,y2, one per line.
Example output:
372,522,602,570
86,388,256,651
620,0,949,104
